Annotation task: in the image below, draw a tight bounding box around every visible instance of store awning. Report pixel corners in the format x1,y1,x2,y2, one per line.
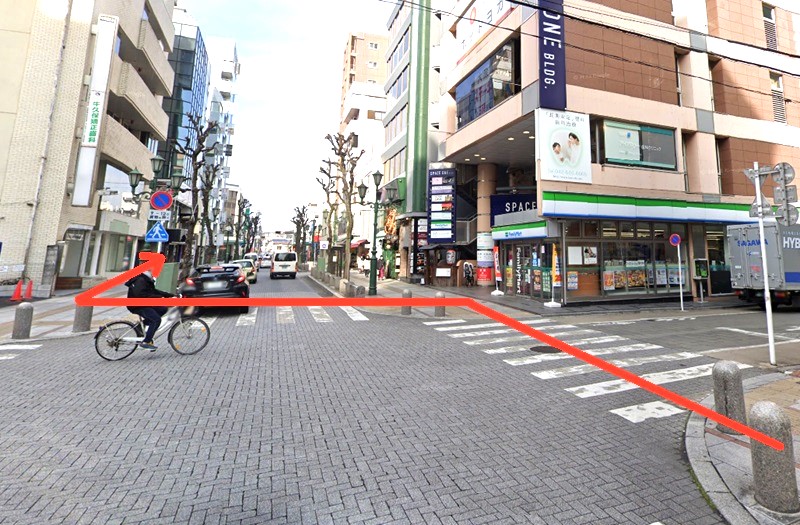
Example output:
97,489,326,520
350,239,369,249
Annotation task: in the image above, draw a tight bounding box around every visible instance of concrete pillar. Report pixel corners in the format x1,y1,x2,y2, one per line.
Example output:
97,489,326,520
12,303,34,340
401,289,412,315
78,232,92,277
712,361,746,434
130,235,139,269
476,163,497,287
89,231,103,276
750,401,800,513
73,306,94,333
434,292,446,317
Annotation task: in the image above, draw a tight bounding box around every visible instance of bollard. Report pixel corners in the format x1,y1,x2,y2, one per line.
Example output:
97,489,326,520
434,292,446,317
401,289,412,315
72,305,94,333
355,285,365,297
712,361,746,434
750,401,800,513
12,303,34,340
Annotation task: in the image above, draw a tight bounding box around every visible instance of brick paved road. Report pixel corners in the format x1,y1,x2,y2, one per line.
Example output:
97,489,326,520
0,275,731,524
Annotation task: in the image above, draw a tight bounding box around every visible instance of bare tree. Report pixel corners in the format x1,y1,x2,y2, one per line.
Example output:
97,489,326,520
198,161,222,264
291,206,309,262
173,114,219,278
319,133,364,280
234,195,249,260
246,213,261,253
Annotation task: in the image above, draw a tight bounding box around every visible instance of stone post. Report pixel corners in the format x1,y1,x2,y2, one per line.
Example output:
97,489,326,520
712,361,746,434
12,303,34,340
750,401,800,513
434,292,446,317
401,289,412,315
73,306,94,333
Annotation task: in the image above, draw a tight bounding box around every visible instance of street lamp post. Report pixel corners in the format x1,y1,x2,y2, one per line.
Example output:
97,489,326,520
357,171,384,296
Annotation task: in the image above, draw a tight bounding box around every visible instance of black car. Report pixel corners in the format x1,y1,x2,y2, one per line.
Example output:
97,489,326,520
178,264,250,313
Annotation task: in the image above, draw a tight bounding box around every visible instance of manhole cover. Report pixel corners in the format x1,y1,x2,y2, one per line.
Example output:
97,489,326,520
530,345,560,354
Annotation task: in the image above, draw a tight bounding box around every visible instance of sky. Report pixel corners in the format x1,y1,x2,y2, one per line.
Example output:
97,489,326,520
185,0,394,233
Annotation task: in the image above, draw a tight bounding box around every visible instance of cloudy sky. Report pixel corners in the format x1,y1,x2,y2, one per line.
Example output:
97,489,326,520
185,0,394,233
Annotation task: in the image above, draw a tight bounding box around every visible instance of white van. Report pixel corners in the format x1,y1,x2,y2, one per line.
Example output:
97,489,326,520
270,252,297,279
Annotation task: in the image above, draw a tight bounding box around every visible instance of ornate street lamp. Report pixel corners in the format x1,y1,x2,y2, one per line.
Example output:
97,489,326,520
368,171,383,295
127,154,171,202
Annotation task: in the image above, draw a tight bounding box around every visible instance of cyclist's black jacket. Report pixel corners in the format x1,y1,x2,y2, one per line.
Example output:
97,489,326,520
125,274,173,312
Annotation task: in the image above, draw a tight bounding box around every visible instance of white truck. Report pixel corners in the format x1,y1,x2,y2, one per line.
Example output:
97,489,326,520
727,222,800,308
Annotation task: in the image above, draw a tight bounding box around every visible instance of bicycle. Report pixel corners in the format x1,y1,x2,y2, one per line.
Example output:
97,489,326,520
94,306,210,361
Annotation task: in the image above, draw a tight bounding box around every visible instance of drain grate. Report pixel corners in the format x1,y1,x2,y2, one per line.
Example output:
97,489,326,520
530,345,561,354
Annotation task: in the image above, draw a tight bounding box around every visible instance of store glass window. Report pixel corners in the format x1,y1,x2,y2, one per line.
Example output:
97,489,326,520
583,221,599,238
620,222,634,239
636,222,651,239
565,220,580,238
602,221,617,238
455,41,519,129
653,222,668,239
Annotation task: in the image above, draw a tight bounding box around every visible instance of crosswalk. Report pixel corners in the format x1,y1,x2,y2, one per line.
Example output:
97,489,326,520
231,306,371,326
0,343,41,362
422,317,744,424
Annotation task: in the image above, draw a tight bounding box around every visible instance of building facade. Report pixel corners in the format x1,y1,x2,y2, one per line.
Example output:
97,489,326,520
0,0,176,296
431,0,800,302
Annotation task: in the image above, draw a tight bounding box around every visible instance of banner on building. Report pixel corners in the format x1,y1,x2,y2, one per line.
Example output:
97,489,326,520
536,109,592,184
73,14,119,206
456,0,514,62
538,0,566,110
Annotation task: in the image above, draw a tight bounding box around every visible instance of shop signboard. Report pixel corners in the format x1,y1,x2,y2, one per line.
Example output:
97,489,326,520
536,109,592,184
538,0,566,110
490,194,537,227
427,168,457,243
477,232,493,250
456,0,514,60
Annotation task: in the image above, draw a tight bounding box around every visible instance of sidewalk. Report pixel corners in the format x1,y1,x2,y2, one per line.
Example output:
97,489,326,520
328,271,800,525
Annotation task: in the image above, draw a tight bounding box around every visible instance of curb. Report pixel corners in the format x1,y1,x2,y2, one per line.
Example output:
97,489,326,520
685,372,788,525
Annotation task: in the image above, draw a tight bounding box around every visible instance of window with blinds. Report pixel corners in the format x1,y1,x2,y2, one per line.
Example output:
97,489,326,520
770,72,786,123
763,3,778,50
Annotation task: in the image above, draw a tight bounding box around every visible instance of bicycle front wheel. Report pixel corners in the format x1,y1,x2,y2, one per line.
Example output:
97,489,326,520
95,321,140,361
168,316,210,355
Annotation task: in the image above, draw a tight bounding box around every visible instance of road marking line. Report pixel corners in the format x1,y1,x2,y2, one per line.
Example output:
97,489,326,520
716,327,796,340
484,346,531,354
340,306,369,321
0,344,41,350
610,402,685,423
423,319,466,326
309,306,333,323
276,307,294,324
465,330,611,347
503,342,660,366
434,319,550,332
566,362,751,398
236,310,257,327
532,352,701,379
447,321,565,338
0,354,18,360
701,338,800,354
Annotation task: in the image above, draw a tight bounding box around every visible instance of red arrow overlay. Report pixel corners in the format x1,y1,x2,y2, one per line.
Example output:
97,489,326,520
75,252,783,451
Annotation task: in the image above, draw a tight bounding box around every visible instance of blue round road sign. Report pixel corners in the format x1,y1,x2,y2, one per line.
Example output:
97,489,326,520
150,191,173,210
669,233,681,247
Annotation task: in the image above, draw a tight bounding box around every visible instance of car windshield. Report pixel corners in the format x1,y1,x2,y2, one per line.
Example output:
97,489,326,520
233,260,253,268
275,253,296,262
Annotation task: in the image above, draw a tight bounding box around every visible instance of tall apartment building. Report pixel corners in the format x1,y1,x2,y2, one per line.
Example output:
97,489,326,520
382,1,444,282
0,0,175,296
338,33,389,256
431,0,800,301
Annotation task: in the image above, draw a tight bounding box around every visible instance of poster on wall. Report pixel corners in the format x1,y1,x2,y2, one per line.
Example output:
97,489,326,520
567,271,578,290
603,271,615,291
583,246,597,265
536,109,592,184
533,269,542,291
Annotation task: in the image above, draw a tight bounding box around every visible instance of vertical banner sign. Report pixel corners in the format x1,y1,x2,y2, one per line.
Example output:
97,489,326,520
73,14,119,206
428,168,457,243
538,0,566,111
493,246,502,282
552,244,562,287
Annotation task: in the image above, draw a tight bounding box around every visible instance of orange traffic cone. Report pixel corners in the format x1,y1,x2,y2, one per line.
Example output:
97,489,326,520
9,280,23,301
23,280,33,300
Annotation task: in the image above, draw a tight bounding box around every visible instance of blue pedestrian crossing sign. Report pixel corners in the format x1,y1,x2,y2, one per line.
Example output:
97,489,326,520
145,222,169,243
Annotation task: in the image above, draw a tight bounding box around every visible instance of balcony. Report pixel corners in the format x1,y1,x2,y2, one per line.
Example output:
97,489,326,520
145,0,175,53
107,55,169,141
100,117,155,177
130,18,174,95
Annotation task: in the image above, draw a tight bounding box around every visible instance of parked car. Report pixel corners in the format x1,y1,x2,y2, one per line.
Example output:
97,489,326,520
260,253,272,269
230,259,257,284
178,264,250,314
271,252,297,279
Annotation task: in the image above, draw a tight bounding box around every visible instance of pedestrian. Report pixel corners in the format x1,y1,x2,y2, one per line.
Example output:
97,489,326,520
378,256,385,280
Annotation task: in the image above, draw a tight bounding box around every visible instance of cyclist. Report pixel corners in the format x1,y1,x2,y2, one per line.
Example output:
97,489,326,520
125,269,175,350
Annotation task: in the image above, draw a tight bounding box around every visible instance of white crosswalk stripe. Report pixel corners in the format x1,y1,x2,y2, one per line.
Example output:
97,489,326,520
463,328,597,346
203,316,217,327
423,319,466,326
0,354,18,360
566,362,751,398
276,306,294,324
236,310,257,326
610,402,685,423
339,306,369,321
0,344,42,350
308,306,333,323
503,342,661,366
483,345,532,355
446,321,567,339
434,319,551,332
532,352,700,379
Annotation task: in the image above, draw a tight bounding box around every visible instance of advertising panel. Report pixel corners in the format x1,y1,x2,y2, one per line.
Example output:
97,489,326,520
537,109,591,184
603,120,677,169
427,168,457,243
